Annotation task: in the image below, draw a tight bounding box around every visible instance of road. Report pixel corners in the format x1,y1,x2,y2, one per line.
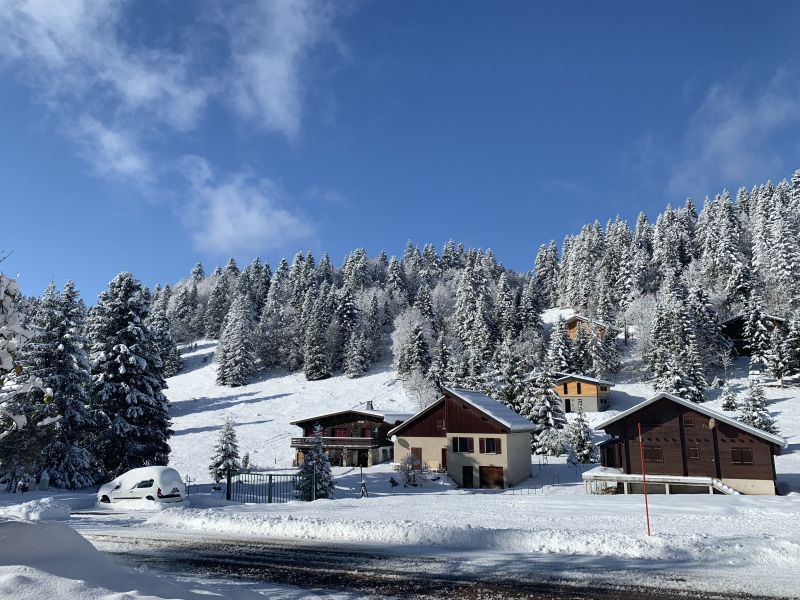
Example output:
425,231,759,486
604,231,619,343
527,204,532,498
83,529,775,600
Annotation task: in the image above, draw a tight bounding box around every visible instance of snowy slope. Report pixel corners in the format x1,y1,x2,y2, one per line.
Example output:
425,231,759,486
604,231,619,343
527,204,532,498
165,342,416,482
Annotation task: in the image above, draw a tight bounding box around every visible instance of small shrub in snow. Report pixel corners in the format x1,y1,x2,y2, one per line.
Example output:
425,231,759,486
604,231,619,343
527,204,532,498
296,425,334,500
395,453,430,487
720,383,737,411
739,380,778,434
208,417,241,480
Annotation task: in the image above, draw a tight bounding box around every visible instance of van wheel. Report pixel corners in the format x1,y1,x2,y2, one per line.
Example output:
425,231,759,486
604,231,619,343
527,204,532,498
145,496,155,501
100,495,110,503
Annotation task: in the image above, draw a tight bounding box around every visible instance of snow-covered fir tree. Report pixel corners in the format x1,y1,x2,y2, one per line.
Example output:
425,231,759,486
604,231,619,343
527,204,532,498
216,294,257,387
546,317,572,372
88,272,171,479
208,416,241,480
303,297,331,381
296,425,334,500
519,369,567,455
566,401,596,465
344,331,369,378
738,380,778,434
720,383,737,411
744,296,772,373
147,308,182,378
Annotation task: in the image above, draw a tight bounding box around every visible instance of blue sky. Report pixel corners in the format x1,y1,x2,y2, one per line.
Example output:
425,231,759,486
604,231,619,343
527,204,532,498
2,1,800,300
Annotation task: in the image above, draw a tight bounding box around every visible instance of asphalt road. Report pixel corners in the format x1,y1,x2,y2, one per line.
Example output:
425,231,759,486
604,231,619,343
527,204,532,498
84,530,778,600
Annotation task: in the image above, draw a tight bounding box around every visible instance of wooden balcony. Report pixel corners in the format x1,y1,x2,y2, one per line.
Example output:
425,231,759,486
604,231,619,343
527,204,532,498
290,436,381,449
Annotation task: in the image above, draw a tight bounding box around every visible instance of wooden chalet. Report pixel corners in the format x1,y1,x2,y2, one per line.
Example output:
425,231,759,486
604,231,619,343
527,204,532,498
721,314,786,356
291,402,411,467
388,387,534,489
552,372,613,412
584,392,786,495
565,314,617,340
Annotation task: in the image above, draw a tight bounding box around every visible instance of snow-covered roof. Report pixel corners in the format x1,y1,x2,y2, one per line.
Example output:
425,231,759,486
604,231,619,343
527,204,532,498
290,408,411,426
594,391,787,448
444,387,535,433
552,372,615,386
565,314,618,331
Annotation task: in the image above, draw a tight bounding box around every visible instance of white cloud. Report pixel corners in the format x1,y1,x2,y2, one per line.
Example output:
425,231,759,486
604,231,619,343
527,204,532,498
667,69,800,198
180,156,313,255
71,116,153,183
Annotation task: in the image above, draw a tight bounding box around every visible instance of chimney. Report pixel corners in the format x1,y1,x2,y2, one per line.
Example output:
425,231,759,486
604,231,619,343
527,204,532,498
365,400,374,410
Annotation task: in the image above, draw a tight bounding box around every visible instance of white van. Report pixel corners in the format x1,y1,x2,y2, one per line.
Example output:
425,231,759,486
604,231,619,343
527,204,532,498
97,466,186,504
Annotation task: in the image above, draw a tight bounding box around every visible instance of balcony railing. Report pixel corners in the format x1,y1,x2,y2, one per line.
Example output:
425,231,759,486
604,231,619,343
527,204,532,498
290,436,380,449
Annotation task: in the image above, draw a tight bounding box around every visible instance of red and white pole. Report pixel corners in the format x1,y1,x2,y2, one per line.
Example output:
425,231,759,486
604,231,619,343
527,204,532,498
637,422,652,537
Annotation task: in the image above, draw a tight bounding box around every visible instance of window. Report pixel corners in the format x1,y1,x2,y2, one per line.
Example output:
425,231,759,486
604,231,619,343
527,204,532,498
641,418,661,432
600,386,608,392
684,415,695,428
135,479,154,489
576,382,582,394
687,446,700,461
731,447,753,465
563,383,568,394
334,428,348,438
436,419,445,431
452,437,474,453
643,445,663,463
480,438,502,454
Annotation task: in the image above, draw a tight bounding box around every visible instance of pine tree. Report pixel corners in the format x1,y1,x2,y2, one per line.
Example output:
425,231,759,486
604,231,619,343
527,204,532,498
344,331,370,378
365,295,384,362
88,272,172,479
739,380,778,434
147,308,182,378
190,262,206,283
404,324,431,375
720,383,737,411
744,296,771,372
429,329,450,383
204,272,232,339
216,294,257,387
566,401,596,465
783,318,800,375
570,325,591,375
296,425,334,500
519,369,567,455
766,327,789,384
490,335,527,412
304,297,331,381
208,416,241,480
546,317,572,372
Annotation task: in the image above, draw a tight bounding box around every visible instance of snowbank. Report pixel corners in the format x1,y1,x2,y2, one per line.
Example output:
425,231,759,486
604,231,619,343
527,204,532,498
0,519,264,600
0,497,70,521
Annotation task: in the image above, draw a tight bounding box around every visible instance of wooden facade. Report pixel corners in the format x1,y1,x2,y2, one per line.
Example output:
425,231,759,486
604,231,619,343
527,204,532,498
291,410,408,467
389,387,534,489
721,314,785,356
565,315,615,340
552,374,613,412
596,393,785,494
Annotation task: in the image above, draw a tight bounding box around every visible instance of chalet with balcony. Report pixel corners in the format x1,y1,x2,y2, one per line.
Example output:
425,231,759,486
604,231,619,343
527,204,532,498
291,402,411,467
583,392,786,495
721,314,786,356
388,387,534,489
552,372,614,412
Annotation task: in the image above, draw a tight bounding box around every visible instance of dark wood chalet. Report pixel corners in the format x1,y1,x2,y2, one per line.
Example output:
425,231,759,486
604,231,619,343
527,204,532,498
721,314,785,356
291,403,410,467
589,392,786,495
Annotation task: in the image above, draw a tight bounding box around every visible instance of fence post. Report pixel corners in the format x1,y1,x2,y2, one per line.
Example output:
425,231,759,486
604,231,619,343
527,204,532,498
268,475,273,503
225,469,232,501
312,469,316,501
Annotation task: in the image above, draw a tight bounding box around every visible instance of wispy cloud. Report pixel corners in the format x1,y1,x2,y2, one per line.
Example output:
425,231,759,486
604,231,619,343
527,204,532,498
71,116,153,184
224,0,345,140
180,156,313,255
667,67,800,198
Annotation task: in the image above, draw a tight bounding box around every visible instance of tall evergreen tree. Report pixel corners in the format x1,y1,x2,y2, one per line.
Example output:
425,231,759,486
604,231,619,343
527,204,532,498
566,401,596,465
519,369,567,455
216,294,257,387
147,308,182,378
546,317,572,372
208,416,241,480
88,272,172,478
296,424,334,500
738,380,778,434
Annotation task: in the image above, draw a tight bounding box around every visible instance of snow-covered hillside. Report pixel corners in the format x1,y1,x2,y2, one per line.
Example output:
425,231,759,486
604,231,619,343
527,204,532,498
165,342,416,481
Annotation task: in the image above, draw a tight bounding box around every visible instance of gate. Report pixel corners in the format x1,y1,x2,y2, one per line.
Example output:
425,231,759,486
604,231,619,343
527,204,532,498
230,473,307,503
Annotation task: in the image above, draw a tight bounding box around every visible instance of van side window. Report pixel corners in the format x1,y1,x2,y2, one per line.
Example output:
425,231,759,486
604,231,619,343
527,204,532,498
135,479,154,489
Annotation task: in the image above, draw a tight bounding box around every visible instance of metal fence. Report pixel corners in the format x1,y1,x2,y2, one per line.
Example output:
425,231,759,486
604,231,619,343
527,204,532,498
230,472,309,503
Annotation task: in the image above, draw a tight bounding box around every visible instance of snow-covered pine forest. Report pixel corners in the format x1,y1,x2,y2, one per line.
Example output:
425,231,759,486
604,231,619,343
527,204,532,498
2,168,800,488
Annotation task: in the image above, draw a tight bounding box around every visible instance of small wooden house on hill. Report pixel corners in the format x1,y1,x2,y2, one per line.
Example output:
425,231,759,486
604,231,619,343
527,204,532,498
721,314,786,356
565,314,618,340
291,402,411,467
551,373,613,412
389,387,534,489
584,392,786,495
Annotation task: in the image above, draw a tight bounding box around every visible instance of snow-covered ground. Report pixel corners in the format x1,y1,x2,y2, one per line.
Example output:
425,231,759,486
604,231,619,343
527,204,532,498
2,326,800,598
165,341,416,480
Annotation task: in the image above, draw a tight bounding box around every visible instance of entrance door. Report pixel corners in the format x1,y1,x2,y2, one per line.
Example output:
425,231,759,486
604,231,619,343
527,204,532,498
462,466,474,488
411,447,422,468
479,466,504,489
565,399,572,413
357,450,369,467
441,447,447,471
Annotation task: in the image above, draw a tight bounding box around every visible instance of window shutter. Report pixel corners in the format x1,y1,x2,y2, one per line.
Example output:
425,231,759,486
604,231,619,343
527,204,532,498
479,438,485,453
496,438,502,454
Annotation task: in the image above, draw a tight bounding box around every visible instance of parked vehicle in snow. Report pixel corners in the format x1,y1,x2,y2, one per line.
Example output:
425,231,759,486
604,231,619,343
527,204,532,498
97,467,186,504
